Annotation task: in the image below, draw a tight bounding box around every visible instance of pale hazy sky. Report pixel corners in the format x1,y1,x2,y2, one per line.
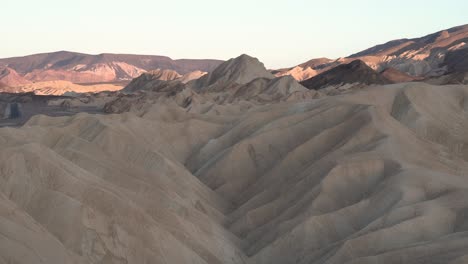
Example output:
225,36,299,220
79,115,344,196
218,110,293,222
2,0,467,68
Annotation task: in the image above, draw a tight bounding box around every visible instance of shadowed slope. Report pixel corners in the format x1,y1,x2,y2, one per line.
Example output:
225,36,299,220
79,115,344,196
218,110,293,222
300,60,391,90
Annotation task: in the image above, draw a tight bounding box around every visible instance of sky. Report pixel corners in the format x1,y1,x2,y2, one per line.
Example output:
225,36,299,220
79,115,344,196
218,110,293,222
2,0,467,68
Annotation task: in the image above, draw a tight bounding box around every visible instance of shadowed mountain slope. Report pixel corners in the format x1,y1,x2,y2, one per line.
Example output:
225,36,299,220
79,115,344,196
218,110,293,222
300,60,391,90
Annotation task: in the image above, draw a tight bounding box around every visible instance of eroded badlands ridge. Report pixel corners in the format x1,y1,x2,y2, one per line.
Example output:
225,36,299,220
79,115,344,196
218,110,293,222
2,78,468,263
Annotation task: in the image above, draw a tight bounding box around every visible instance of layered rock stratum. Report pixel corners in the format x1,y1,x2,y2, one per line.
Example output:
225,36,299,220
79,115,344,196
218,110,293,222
0,51,221,82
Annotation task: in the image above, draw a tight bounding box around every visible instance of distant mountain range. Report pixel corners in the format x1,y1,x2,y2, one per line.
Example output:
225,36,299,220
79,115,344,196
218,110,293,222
0,24,467,94
276,24,468,84
0,51,222,85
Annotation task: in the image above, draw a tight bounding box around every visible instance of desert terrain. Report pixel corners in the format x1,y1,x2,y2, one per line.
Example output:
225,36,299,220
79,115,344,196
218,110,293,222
0,24,468,264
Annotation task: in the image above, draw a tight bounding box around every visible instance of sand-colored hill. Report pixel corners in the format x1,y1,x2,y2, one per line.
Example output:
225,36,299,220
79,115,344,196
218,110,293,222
1,81,468,263
145,69,182,81
123,69,207,93
179,70,208,83
272,58,336,81
116,55,318,106
15,80,123,95
122,69,180,93
192,54,274,90
274,66,318,81
225,75,319,103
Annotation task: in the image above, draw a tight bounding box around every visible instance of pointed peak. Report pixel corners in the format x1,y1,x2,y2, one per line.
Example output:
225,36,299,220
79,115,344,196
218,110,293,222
236,53,257,60
224,54,264,67
193,54,274,89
